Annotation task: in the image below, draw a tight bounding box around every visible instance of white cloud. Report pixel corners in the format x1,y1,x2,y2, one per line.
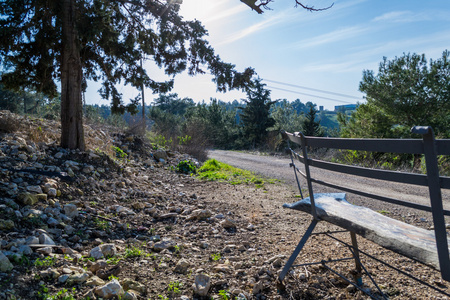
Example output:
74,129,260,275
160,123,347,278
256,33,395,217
372,10,450,23
216,9,290,45
300,29,450,75
203,4,247,24
289,25,370,49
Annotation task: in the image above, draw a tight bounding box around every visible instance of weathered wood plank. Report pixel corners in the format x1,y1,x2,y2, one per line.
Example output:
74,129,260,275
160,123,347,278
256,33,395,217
284,193,449,271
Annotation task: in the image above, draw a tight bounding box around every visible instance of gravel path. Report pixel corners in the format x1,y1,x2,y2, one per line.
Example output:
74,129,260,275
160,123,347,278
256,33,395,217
208,149,450,222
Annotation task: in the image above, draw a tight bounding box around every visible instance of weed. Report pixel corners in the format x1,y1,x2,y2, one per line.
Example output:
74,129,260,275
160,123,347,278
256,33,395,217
175,159,197,174
93,218,111,231
37,284,49,299
12,254,30,266
218,289,231,300
210,252,221,261
48,288,76,300
377,210,390,215
112,146,127,159
63,255,73,261
107,256,122,265
197,159,271,188
177,135,192,145
34,256,57,268
158,295,169,300
168,281,183,295
82,256,95,263
124,245,146,258
147,133,172,150
108,275,119,281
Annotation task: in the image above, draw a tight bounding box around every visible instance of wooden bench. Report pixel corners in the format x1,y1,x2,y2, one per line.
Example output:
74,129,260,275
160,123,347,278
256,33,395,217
278,126,450,294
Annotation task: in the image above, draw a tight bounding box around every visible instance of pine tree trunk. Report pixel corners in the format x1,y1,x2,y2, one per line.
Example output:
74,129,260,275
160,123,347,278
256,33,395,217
60,0,85,150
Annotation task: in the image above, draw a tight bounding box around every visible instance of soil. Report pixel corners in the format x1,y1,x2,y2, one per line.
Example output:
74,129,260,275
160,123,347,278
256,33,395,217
0,112,449,300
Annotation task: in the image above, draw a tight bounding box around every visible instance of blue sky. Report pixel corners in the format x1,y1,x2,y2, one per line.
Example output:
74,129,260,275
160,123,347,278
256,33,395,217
85,0,450,110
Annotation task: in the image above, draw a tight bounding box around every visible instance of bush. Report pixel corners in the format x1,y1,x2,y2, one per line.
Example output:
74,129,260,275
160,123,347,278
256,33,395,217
0,111,21,133
175,160,197,174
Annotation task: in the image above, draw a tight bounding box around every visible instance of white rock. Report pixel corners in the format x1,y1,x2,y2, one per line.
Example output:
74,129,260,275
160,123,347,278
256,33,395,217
95,279,124,299
26,236,39,245
39,233,56,245
67,272,90,284
27,185,43,194
90,246,104,259
153,240,176,252
252,281,264,295
64,225,75,235
58,274,70,283
122,290,138,300
36,247,53,255
99,244,117,258
18,245,33,255
64,204,78,218
0,252,13,272
18,153,28,161
47,188,57,197
220,219,237,230
193,274,211,297
174,259,190,274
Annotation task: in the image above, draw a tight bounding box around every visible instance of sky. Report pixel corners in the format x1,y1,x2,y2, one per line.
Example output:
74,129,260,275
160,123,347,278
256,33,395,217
85,0,450,111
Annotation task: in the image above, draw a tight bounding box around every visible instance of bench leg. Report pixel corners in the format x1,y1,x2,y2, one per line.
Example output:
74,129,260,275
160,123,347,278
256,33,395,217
350,232,363,286
279,219,318,282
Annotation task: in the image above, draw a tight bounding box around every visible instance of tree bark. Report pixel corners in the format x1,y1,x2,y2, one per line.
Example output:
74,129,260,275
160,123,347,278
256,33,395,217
60,0,85,150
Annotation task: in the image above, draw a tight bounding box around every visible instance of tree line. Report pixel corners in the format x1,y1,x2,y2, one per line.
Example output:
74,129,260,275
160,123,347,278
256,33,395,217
1,1,448,154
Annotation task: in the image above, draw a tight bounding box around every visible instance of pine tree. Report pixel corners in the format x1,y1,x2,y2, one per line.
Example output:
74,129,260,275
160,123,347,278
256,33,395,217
240,78,277,148
0,0,254,149
302,103,324,136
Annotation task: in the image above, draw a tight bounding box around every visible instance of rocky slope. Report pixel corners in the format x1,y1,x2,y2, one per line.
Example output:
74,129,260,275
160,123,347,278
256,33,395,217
0,111,448,300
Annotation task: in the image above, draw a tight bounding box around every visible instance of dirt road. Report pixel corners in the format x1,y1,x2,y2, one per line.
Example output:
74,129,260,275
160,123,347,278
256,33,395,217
208,149,450,219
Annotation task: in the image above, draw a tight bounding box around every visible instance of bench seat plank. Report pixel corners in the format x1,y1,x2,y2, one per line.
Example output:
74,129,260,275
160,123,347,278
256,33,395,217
284,193,449,271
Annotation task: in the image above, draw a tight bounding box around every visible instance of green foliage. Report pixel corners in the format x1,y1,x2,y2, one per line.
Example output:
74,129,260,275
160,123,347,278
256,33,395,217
302,103,324,137
239,78,277,148
218,290,232,300
93,218,111,231
124,245,147,258
1,0,254,150
197,159,273,187
177,135,192,145
45,288,76,300
210,252,221,261
167,281,183,295
270,99,304,133
37,284,49,300
146,132,173,150
184,98,240,149
108,275,119,281
175,160,197,174
106,256,122,265
112,146,128,159
355,51,450,138
34,256,57,268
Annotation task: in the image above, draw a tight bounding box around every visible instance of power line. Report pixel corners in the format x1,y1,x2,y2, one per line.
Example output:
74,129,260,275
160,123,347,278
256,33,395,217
263,78,362,100
266,86,354,104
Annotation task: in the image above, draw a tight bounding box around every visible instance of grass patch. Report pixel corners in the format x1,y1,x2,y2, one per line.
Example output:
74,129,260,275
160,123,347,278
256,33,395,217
196,159,277,187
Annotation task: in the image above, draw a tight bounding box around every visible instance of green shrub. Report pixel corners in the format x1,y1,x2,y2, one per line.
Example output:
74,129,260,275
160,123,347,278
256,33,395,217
175,160,197,174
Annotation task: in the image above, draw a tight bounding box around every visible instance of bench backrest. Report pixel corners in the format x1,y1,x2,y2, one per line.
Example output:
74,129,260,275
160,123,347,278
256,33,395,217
281,126,450,280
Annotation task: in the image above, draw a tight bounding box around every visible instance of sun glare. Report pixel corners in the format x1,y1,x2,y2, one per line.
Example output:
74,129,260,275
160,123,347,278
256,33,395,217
179,0,245,25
